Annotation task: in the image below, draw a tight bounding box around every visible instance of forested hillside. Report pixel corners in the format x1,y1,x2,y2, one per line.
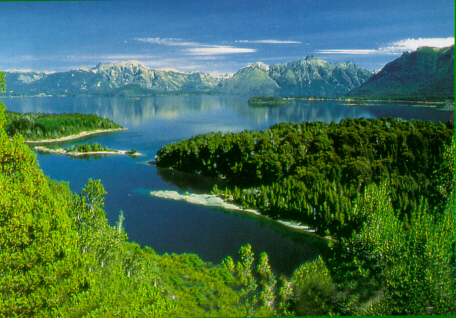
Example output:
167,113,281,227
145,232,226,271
155,118,456,314
156,118,453,237
347,46,454,101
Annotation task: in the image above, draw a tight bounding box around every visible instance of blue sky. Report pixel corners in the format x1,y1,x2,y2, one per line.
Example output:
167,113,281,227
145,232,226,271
1,0,454,74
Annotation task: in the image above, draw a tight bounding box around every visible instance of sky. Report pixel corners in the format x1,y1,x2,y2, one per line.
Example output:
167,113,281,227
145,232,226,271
0,0,454,74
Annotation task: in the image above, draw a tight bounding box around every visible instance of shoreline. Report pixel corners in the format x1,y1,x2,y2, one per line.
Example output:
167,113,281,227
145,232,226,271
24,128,127,144
149,190,328,239
249,97,455,109
34,146,142,157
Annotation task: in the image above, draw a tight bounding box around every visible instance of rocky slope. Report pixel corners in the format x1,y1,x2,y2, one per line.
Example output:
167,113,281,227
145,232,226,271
216,57,372,97
3,57,372,97
19,61,221,95
347,46,454,101
268,56,372,97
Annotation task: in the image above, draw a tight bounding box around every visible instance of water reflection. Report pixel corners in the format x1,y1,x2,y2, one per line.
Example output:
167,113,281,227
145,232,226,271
4,96,452,129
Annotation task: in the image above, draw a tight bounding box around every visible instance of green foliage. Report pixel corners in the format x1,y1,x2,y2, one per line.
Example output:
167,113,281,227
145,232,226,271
151,252,246,317
291,256,343,316
4,111,123,141
0,100,176,316
67,142,115,153
248,97,288,107
126,149,137,155
0,71,5,92
288,178,455,315
0,102,87,316
156,117,455,315
321,181,456,315
156,117,453,238
219,244,295,317
0,98,274,317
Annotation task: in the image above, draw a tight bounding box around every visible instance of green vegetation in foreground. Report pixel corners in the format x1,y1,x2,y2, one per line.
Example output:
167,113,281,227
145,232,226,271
0,100,296,317
4,111,123,141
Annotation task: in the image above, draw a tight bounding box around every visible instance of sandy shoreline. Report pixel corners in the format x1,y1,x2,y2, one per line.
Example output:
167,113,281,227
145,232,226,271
150,190,317,234
24,128,127,144
34,146,141,157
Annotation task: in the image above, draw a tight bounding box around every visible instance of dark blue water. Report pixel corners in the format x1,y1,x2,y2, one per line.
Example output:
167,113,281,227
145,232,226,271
3,96,453,275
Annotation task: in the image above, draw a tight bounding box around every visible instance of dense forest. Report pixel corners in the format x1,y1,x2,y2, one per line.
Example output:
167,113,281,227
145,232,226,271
155,117,455,314
4,111,123,141
155,118,453,236
1,65,455,316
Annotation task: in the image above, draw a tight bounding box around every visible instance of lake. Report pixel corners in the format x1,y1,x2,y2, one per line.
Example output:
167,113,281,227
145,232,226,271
3,95,453,275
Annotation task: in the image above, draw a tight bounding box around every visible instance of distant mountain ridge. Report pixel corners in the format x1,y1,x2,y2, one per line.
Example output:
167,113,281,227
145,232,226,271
2,57,372,97
347,46,454,101
3,46,453,100
268,56,372,97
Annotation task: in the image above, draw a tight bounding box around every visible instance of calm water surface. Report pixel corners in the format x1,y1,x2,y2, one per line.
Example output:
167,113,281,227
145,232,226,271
4,96,453,275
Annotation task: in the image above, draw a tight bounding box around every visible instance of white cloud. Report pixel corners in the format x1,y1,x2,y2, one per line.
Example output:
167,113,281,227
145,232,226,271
379,37,454,53
187,46,257,55
316,49,382,55
67,54,158,61
237,40,301,44
134,37,199,46
316,37,454,56
135,37,256,56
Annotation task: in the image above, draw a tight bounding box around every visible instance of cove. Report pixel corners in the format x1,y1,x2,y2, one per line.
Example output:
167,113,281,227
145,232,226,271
3,95,453,275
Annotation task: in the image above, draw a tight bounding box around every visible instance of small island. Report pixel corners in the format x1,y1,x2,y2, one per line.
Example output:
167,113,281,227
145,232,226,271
247,96,289,107
34,142,141,157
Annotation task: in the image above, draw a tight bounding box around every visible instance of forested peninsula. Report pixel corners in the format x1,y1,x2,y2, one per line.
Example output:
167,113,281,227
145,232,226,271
155,118,453,236
4,111,124,142
154,117,455,314
34,142,140,157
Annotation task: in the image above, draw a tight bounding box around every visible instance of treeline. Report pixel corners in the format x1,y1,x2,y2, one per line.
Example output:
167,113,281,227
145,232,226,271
67,142,113,153
248,97,288,107
156,117,453,236
4,111,123,141
155,117,455,315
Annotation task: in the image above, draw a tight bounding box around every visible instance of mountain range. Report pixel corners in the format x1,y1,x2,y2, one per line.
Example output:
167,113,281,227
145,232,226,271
2,57,372,98
2,46,454,100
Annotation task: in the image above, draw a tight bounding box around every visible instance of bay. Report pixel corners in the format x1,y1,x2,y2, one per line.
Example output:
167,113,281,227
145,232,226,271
3,95,453,275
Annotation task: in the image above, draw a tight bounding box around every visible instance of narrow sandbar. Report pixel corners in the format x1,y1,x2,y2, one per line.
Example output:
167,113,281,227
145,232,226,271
24,128,127,144
150,190,317,234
